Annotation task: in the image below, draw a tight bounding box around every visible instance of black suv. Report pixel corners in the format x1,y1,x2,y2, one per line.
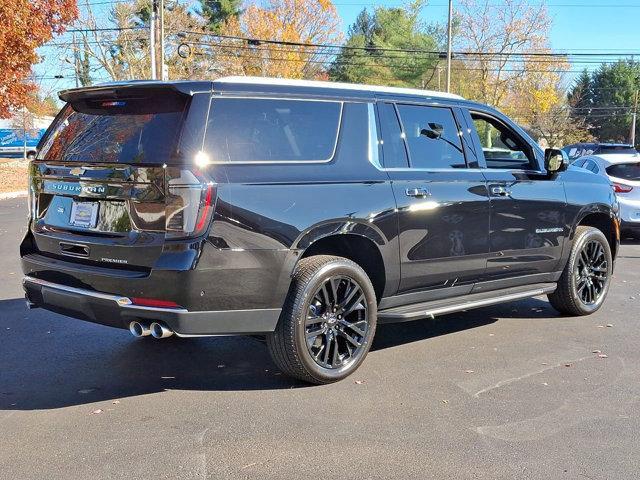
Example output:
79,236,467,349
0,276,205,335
21,77,619,384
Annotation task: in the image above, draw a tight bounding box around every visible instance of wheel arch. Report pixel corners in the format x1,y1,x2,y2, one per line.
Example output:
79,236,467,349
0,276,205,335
574,208,619,260
297,232,388,302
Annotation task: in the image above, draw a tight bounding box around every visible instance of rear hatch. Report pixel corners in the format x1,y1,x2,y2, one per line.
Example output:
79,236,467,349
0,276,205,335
606,162,640,197
27,85,214,271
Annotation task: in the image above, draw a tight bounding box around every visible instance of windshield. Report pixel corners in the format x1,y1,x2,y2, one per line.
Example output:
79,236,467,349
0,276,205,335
606,162,640,180
38,94,187,164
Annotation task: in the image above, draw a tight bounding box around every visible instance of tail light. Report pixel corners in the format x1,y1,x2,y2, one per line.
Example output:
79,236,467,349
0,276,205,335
165,181,216,240
613,183,633,193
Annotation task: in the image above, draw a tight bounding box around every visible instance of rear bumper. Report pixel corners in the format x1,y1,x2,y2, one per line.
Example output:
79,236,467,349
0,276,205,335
23,276,281,336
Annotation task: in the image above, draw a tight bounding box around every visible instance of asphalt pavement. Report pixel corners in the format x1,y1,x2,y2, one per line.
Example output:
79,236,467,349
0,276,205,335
1,197,639,479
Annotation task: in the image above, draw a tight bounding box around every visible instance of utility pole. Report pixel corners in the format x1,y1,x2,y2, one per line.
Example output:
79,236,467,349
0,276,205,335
632,89,638,147
21,107,27,160
159,0,167,80
150,0,157,79
72,32,80,88
446,0,453,93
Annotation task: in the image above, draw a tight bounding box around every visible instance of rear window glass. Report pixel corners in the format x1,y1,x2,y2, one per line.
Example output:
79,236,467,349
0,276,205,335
38,95,187,163
204,98,341,162
606,163,640,180
599,146,637,155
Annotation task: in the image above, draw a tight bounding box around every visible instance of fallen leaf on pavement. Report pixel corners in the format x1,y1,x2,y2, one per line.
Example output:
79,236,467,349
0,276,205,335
465,370,474,374
354,380,365,385
90,409,103,415
598,354,608,358
592,350,601,354
606,324,614,327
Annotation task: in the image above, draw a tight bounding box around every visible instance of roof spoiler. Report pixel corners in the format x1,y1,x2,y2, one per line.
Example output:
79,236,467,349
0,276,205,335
59,81,212,103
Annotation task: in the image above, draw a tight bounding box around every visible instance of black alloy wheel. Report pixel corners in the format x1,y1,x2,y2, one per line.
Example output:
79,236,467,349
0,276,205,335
305,275,370,370
575,240,608,305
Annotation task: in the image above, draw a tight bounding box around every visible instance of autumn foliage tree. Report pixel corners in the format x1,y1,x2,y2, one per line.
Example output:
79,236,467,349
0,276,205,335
0,0,78,117
219,0,342,79
453,0,590,146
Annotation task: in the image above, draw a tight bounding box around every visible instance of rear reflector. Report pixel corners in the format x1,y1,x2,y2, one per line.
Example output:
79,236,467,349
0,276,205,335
613,182,633,193
131,297,182,309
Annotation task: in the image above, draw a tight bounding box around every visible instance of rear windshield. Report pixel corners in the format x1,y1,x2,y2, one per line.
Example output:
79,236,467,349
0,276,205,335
37,94,187,163
599,146,637,155
204,98,342,162
606,163,640,180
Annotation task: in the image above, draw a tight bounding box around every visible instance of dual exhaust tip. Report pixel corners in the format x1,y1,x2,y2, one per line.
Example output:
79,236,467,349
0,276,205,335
129,321,174,339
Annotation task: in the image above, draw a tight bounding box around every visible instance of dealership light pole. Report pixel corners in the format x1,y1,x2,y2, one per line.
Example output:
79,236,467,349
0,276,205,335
446,0,453,93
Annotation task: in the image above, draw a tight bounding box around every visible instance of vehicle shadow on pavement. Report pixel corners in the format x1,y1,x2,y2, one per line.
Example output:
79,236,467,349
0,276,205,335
0,296,557,410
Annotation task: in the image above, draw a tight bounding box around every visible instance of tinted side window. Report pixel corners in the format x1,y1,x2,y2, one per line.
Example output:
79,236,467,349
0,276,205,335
573,158,587,167
471,113,536,170
585,160,599,173
378,102,409,168
396,104,466,169
204,98,341,162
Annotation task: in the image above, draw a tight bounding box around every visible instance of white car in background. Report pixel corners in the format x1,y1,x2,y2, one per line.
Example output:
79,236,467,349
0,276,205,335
573,153,640,238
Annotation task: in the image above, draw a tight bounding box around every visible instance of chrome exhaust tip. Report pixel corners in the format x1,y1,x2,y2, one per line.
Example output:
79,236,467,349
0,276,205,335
150,322,174,339
129,321,151,338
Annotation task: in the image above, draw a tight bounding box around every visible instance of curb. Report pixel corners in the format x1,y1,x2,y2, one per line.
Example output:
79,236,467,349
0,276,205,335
0,190,28,200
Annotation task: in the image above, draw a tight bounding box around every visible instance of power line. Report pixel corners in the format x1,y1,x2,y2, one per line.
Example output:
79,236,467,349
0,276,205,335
64,26,147,33
173,29,640,59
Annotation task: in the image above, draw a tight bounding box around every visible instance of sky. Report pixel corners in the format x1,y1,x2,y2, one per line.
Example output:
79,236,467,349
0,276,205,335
33,0,640,97
335,0,640,53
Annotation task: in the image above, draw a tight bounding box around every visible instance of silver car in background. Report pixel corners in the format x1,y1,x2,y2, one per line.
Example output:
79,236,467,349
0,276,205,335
573,153,640,238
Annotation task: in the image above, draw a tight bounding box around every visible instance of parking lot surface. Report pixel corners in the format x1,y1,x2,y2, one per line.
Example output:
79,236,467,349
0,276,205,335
1,197,639,479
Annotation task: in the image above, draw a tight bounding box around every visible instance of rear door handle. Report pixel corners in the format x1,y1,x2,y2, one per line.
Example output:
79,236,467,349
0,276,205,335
406,187,431,198
490,186,511,197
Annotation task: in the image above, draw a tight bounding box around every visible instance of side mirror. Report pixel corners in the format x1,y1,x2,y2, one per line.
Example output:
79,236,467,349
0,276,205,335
544,148,568,174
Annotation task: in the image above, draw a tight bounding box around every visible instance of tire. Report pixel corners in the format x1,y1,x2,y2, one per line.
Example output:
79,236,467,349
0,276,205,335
548,226,612,316
267,255,378,384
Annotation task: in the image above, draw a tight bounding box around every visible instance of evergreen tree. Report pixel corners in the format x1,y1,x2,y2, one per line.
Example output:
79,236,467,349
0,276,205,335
198,0,242,32
330,2,439,88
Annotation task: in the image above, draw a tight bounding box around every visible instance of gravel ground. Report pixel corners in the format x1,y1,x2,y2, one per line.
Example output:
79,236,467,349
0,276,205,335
0,159,28,194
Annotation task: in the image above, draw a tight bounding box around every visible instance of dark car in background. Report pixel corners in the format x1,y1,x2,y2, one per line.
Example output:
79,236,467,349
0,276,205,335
21,77,619,384
563,142,637,162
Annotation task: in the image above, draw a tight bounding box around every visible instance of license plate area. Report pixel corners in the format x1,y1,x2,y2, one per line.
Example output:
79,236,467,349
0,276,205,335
70,201,99,228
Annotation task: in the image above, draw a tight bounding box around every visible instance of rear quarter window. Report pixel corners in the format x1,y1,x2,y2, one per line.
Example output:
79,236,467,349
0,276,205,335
204,98,342,163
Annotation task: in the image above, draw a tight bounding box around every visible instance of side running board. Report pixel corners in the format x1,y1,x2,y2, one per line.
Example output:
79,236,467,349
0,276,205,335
377,283,557,324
